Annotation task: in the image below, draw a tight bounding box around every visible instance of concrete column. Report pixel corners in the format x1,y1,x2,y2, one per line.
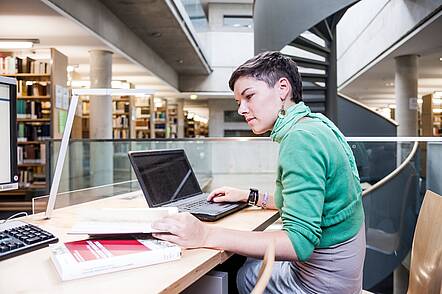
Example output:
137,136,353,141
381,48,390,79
395,55,418,136
89,49,113,138
89,49,113,186
177,99,185,138
393,55,417,294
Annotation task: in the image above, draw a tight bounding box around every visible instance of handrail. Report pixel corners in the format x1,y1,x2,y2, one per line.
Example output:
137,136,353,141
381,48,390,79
362,141,418,196
338,92,399,126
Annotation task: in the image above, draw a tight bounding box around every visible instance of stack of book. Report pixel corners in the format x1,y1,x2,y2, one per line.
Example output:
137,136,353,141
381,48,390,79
50,236,181,281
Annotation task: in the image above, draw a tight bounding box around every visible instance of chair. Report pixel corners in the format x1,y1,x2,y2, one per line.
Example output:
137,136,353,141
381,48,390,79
363,190,442,294
251,240,276,294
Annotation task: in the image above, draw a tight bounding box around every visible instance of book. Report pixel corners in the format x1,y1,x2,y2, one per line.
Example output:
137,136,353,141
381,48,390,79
68,207,178,235
50,236,181,281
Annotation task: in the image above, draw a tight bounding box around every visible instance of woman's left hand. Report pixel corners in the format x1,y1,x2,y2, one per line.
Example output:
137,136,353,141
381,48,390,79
151,212,210,248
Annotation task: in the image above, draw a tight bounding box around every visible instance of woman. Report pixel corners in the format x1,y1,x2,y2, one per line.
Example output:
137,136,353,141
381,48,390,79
152,51,366,294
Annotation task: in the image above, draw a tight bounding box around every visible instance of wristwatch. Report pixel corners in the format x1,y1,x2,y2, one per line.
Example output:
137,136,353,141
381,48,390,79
248,188,259,206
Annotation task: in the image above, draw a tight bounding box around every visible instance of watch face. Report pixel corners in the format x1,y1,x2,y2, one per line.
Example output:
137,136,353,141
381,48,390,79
248,188,259,205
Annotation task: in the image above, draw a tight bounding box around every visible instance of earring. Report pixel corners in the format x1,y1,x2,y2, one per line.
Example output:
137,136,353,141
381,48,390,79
278,103,286,118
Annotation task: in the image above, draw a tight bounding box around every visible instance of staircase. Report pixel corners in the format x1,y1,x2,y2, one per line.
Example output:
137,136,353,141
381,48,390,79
253,0,359,122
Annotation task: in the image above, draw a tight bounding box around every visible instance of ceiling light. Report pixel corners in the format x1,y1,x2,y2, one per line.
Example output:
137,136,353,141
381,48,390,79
176,59,184,64
385,82,394,87
190,94,198,100
0,38,39,49
439,57,442,61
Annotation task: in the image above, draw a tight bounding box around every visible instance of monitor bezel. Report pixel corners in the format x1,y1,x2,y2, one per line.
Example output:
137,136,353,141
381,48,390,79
0,77,18,191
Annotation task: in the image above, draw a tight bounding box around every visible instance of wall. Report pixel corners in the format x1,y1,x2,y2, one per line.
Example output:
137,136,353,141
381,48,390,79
337,0,441,87
179,2,254,92
208,98,248,136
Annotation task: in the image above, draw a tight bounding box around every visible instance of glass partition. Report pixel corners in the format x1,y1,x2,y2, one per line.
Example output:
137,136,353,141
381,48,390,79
31,137,442,290
32,138,439,216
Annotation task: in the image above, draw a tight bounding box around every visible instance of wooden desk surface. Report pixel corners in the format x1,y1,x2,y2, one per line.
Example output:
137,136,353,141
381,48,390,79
0,191,279,294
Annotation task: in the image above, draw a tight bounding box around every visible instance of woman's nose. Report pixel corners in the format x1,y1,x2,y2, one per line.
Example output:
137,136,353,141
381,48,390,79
238,100,248,115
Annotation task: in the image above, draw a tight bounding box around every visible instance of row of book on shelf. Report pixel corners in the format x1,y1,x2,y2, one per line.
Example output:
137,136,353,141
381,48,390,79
0,55,51,74
17,143,46,165
113,115,129,128
17,100,51,119
18,169,46,189
17,123,51,142
17,80,49,96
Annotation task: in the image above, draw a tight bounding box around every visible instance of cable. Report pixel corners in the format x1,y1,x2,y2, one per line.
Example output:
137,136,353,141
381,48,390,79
0,212,28,224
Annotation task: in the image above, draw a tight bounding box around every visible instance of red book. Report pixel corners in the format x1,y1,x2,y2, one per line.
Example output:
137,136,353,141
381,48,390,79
50,237,181,281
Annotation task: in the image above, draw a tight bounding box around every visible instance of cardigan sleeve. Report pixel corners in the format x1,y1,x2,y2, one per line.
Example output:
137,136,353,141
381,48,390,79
278,129,328,261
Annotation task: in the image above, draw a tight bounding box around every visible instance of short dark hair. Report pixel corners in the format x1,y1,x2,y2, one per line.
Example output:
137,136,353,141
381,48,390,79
229,51,303,103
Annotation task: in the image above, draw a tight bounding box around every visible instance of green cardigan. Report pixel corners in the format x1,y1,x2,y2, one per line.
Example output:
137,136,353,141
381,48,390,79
271,103,364,262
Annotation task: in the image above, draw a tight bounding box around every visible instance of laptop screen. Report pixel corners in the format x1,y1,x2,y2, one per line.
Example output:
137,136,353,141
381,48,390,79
130,150,202,206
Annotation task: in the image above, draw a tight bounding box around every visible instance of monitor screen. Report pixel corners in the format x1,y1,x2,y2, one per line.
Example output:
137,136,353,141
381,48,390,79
130,150,202,206
0,83,11,185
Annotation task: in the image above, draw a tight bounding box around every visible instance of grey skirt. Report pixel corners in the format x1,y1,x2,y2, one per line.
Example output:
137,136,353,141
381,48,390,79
237,223,366,294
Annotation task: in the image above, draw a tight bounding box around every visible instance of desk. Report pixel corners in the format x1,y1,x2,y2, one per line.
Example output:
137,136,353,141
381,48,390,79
0,191,279,293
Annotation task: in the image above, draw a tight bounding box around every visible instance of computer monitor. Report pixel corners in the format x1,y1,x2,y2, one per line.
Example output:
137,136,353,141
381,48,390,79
0,76,19,191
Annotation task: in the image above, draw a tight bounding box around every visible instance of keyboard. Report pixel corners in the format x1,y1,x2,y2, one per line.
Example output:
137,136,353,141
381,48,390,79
180,198,210,210
0,220,58,261
175,194,238,212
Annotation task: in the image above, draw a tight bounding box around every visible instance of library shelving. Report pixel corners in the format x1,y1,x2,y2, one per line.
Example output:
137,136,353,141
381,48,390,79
81,95,133,139
153,97,167,138
134,95,152,139
0,48,68,206
167,103,178,138
112,96,131,139
421,93,442,136
184,110,208,138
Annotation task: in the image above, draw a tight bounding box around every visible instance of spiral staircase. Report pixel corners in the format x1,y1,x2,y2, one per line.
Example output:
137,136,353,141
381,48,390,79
253,0,421,290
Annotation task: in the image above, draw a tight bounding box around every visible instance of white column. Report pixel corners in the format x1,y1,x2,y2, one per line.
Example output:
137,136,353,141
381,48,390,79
395,55,418,137
393,54,418,294
89,49,113,186
177,98,185,138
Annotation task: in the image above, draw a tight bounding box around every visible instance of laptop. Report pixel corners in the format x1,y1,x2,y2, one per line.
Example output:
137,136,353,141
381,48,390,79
128,149,248,221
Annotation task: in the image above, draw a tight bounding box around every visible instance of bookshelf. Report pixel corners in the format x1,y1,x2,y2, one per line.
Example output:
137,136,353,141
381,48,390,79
81,95,179,139
80,95,133,139
134,95,153,139
184,111,208,138
421,93,442,136
0,48,68,202
167,103,178,138
112,96,131,139
153,97,167,138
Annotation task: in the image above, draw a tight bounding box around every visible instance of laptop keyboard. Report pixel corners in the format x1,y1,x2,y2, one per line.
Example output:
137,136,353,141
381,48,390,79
171,194,237,212
181,198,211,210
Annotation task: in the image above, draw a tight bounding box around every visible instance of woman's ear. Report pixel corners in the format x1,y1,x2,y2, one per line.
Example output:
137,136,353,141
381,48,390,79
278,77,291,101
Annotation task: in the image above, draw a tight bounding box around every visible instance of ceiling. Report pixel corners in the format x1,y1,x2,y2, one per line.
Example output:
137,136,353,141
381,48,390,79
100,0,210,75
340,12,442,109
0,0,212,98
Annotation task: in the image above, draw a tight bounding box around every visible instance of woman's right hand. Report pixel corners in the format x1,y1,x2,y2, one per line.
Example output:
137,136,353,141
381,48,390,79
207,186,249,203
